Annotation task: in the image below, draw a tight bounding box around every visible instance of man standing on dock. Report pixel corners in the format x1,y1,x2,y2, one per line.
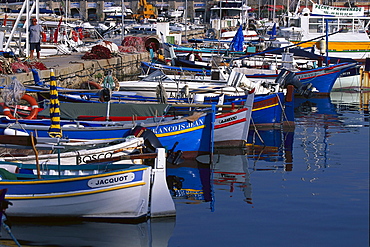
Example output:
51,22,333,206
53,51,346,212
29,18,44,60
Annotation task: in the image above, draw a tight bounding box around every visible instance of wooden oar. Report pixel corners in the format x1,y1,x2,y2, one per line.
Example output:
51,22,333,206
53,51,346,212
30,133,41,179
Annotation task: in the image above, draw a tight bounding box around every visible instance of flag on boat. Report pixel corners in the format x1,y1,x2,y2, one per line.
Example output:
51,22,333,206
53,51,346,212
230,25,244,52
267,23,277,40
48,69,62,138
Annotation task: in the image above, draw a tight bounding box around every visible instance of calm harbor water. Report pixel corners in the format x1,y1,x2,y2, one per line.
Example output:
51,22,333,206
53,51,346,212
0,92,369,247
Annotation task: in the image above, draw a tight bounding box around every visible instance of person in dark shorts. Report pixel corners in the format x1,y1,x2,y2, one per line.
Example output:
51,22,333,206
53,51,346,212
29,18,44,59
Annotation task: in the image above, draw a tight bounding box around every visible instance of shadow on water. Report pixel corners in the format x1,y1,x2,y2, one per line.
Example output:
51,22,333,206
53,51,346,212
0,217,176,247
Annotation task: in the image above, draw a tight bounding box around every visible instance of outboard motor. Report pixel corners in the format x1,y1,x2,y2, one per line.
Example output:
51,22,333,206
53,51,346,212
275,69,314,98
129,126,163,153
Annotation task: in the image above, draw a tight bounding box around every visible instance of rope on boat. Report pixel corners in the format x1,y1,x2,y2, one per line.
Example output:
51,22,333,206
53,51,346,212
276,93,293,129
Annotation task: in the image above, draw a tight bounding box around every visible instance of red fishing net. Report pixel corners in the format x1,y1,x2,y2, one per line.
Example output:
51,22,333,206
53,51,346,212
23,60,48,70
82,45,112,60
11,62,30,73
121,36,147,52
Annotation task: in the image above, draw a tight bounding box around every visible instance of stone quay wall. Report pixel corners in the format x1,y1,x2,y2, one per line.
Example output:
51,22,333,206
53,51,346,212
0,52,151,89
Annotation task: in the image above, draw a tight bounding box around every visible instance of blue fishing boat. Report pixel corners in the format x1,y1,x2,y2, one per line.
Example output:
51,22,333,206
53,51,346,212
0,111,214,158
143,60,356,94
243,62,357,94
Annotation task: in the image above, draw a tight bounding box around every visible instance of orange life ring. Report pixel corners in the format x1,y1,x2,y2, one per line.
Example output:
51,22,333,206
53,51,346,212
2,94,38,119
80,81,102,90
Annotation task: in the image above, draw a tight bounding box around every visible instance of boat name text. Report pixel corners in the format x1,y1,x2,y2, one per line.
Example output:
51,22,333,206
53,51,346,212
218,116,237,124
77,152,113,164
88,173,135,188
153,118,204,134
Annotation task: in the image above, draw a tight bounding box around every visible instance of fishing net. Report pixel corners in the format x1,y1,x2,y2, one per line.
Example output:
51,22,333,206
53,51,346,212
82,45,112,60
0,56,48,74
23,60,48,70
11,62,30,73
118,46,139,53
0,59,12,74
1,77,26,107
121,36,146,52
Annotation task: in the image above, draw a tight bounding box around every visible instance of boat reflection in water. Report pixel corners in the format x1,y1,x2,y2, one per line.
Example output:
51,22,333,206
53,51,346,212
210,149,253,205
166,125,296,206
246,128,294,172
0,218,175,247
166,158,212,203
167,149,253,205
293,92,369,170
166,92,369,205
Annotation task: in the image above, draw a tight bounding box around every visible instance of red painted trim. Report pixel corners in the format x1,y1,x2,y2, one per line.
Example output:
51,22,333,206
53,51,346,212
215,108,247,119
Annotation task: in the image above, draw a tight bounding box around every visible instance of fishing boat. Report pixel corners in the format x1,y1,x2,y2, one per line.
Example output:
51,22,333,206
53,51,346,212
278,3,370,60
119,69,251,98
0,134,145,165
332,65,363,91
43,93,255,148
199,92,294,127
235,62,357,94
142,54,356,95
0,147,175,221
208,0,258,40
33,79,287,128
0,111,213,158
1,70,213,158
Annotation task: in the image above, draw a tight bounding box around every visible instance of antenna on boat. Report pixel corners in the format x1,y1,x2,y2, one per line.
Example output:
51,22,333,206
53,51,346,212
121,0,125,41
294,0,301,16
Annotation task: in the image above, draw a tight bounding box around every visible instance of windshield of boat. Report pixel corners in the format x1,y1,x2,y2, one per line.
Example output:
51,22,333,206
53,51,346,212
140,70,176,83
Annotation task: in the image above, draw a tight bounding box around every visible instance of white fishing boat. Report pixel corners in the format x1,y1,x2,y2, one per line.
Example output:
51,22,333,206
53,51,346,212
0,135,145,165
119,69,252,98
209,0,258,40
213,92,254,147
103,6,133,18
168,9,183,18
278,3,370,60
0,147,175,220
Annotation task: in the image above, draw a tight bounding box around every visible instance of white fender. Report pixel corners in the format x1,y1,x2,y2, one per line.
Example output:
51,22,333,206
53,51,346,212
0,164,19,173
3,128,29,136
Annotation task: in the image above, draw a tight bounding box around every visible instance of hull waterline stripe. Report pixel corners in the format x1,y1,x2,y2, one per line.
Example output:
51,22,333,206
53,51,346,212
5,182,146,200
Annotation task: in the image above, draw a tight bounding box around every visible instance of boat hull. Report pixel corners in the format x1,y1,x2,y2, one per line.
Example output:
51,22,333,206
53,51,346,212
244,63,357,94
0,165,152,219
0,114,213,155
